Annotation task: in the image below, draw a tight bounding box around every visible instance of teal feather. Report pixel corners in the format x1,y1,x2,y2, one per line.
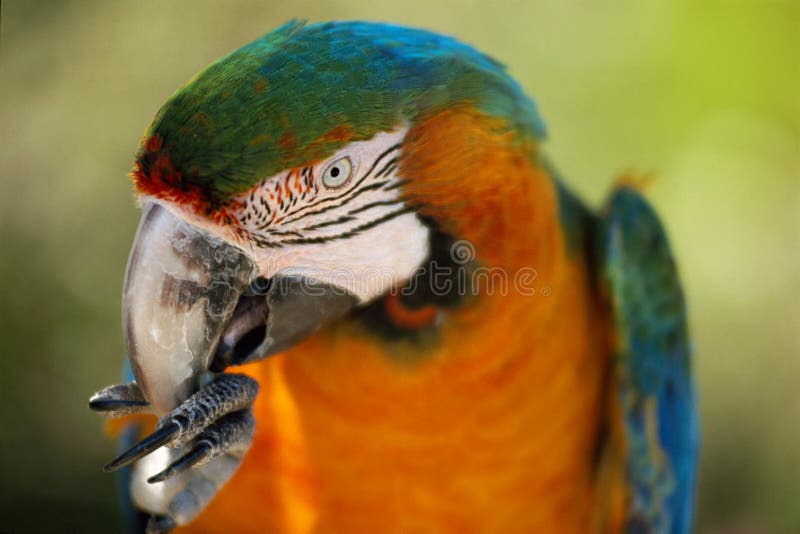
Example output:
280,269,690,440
134,20,545,209
598,187,699,533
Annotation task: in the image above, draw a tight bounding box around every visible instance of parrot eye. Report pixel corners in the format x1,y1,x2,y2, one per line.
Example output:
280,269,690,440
321,156,353,188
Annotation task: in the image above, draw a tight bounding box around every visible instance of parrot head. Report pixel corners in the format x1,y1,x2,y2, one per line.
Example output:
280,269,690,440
123,20,547,416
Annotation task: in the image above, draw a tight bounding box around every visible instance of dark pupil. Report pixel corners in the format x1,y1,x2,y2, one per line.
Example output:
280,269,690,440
330,166,340,178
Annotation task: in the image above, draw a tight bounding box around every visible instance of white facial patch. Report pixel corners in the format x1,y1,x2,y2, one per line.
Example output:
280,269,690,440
194,126,430,304
261,211,429,303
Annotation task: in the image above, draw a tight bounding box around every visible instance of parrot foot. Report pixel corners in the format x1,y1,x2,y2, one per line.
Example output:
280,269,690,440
146,409,255,483
102,373,258,472
93,373,259,530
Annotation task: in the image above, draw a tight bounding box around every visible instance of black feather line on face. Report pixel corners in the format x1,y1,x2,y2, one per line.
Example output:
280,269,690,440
235,142,405,248
347,200,403,216
304,215,357,231
276,180,392,229
279,206,415,246
277,143,401,224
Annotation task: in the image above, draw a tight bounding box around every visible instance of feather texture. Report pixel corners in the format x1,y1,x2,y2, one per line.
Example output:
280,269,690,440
132,21,544,214
598,187,699,533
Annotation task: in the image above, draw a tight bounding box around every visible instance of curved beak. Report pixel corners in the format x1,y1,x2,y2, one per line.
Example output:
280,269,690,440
122,202,256,416
122,202,360,417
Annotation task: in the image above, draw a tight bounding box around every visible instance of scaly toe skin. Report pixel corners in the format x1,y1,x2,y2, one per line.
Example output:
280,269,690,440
158,451,248,527
147,442,213,484
103,373,259,473
147,410,255,484
97,373,260,530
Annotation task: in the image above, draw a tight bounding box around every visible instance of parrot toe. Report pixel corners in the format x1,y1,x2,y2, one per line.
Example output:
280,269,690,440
146,514,177,534
89,382,149,416
104,373,258,473
133,441,248,529
147,410,255,484
99,373,259,529
104,422,180,472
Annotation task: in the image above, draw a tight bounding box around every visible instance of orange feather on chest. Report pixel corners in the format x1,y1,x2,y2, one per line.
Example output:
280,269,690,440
182,108,613,533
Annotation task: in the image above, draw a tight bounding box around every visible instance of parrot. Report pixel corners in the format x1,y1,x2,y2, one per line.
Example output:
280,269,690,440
89,20,698,534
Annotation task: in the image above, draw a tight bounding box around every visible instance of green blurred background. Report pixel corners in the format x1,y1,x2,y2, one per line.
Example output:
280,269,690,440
1,1,797,532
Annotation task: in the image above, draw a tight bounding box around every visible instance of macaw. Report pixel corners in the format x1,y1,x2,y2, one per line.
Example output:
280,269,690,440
89,20,698,534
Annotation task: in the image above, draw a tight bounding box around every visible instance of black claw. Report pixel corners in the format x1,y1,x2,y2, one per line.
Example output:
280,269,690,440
104,422,180,472
88,398,149,411
147,442,212,484
146,514,177,534
89,383,149,417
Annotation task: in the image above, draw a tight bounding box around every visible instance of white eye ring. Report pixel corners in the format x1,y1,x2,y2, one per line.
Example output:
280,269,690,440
321,156,353,188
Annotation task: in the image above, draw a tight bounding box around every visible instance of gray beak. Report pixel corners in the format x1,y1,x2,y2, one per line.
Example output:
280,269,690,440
123,202,257,416
122,201,358,416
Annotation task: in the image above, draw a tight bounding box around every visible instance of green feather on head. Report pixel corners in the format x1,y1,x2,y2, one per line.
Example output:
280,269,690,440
133,20,545,213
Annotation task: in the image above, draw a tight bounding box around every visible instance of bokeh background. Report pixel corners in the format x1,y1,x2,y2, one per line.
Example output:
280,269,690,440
1,1,797,532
